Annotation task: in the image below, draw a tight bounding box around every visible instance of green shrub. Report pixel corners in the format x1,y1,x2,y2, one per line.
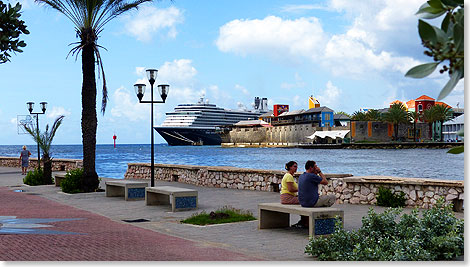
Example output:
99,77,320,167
60,168,83,194
376,186,406,208
23,168,44,186
181,206,256,225
305,198,464,261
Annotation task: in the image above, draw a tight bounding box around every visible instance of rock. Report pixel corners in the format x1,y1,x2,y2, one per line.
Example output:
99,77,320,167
402,187,410,195
409,190,417,201
361,186,371,196
367,193,375,201
354,185,360,191
448,188,458,195
417,190,424,198
425,191,434,198
459,193,464,200
343,194,352,199
446,194,458,201
349,197,360,204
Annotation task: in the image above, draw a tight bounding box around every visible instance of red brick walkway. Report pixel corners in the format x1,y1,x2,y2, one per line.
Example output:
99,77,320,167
0,187,260,261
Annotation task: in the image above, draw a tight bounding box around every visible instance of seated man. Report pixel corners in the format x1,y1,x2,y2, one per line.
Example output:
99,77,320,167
298,160,335,207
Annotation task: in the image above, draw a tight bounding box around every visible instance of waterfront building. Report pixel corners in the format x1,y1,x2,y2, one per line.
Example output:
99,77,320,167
443,114,464,142
270,106,334,127
334,113,351,127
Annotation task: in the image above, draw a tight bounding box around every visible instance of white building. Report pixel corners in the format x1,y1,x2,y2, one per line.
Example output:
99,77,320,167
442,114,464,142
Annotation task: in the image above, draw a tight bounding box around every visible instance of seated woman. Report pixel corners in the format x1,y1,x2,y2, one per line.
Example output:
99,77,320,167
280,161,299,204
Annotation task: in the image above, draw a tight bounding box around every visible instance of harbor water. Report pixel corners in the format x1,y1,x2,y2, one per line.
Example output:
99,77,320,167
0,144,464,180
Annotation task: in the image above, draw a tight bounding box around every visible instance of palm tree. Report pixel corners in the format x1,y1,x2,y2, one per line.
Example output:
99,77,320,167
24,116,65,184
423,108,437,140
35,0,152,192
351,111,368,121
431,104,453,141
382,103,409,141
366,109,382,121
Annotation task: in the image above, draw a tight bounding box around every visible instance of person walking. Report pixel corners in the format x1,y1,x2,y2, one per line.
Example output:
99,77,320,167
298,160,335,208
19,145,31,175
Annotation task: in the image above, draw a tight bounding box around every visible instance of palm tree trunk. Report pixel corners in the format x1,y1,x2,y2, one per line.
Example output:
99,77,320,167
42,154,53,184
413,122,417,142
394,123,399,141
81,43,99,192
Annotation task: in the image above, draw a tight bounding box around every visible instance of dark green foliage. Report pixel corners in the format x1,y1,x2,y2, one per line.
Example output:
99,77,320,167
0,1,29,63
181,206,256,225
23,168,44,186
60,168,84,194
376,186,406,208
305,198,464,260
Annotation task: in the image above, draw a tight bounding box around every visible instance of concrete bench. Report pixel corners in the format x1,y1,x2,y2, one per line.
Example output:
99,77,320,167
54,172,67,187
105,180,148,201
145,186,198,212
258,203,344,237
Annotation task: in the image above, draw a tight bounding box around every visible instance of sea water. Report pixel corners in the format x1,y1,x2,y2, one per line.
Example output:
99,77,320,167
0,144,464,180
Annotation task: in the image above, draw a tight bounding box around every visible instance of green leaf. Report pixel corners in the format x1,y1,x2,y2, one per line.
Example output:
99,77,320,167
433,25,448,43
418,20,437,43
447,146,464,154
453,23,464,52
427,0,445,9
456,128,464,137
405,62,439,78
437,69,463,100
417,7,446,19
441,0,460,7
441,12,451,32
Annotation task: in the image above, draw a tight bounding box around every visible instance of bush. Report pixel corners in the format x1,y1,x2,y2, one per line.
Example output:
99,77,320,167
305,198,464,260
376,186,406,208
23,168,44,186
181,206,256,225
60,168,83,194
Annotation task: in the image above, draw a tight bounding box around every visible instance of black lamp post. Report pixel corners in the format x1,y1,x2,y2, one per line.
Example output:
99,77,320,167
26,101,47,169
135,69,169,187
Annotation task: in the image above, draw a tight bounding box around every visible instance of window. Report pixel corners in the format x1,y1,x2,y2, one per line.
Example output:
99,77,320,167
418,104,423,112
324,113,331,121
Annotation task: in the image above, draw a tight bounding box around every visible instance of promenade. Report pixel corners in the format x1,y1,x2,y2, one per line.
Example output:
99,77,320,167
0,166,464,261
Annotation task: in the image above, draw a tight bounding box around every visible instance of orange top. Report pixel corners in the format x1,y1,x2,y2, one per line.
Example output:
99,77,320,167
415,95,435,101
435,101,452,108
406,99,415,109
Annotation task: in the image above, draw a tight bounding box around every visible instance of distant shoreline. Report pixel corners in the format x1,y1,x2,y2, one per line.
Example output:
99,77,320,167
222,142,463,149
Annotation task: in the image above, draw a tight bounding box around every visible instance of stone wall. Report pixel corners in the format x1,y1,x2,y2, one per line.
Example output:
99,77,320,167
0,156,83,171
125,163,464,209
351,121,431,142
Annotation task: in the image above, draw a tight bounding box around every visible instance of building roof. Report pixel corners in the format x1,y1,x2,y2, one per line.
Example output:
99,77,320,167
278,109,304,116
435,101,452,108
304,106,334,114
443,114,464,125
415,95,435,101
406,99,415,109
390,100,405,106
334,114,351,120
259,112,273,118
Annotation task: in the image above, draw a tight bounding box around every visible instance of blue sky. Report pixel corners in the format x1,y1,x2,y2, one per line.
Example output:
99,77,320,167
0,0,465,145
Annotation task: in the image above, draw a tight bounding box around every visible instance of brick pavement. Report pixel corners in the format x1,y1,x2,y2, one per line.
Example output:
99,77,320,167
0,187,261,261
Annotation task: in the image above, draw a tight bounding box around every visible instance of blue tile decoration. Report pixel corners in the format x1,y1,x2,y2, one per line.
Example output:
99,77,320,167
0,216,85,235
175,196,197,209
314,218,338,235
128,188,145,199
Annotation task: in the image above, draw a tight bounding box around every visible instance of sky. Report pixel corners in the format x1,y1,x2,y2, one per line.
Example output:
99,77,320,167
0,0,466,145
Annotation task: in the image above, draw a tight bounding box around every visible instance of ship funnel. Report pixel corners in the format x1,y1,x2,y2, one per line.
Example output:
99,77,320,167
261,98,268,111
254,97,260,110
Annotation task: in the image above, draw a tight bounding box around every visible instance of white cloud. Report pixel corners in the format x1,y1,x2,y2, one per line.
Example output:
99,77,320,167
235,84,249,95
110,86,148,121
280,4,330,13
216,0,424,78
122,6,184,42
281,73,306,90
46,106,71,118
10,118,17,125
317,81,342,108
216,16,326,62
157,59,198,86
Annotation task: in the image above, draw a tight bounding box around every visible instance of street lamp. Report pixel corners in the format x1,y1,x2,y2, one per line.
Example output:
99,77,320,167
26,101,47,169
135,69,169,187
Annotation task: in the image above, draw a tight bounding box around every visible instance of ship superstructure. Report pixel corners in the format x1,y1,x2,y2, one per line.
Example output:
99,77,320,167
155,96,269,145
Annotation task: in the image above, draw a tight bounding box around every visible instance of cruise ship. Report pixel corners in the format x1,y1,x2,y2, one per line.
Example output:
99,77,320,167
155,96,269,146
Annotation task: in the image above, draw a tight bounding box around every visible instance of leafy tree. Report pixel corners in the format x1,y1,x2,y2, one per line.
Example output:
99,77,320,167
405,0,463,153
382,103,409,141
405,0,464,100
0,1,29,63
23,115,65,185
35,0,152,192
366,109,382,121
351,111,368,121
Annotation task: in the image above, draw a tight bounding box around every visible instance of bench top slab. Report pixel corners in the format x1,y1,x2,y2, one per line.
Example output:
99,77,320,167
259,203,342,216
146,186,197,194
106,180,148,186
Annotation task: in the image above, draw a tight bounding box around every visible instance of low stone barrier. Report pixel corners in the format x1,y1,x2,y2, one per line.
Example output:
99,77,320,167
0,156,82,172
125,163,464,209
